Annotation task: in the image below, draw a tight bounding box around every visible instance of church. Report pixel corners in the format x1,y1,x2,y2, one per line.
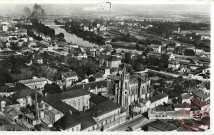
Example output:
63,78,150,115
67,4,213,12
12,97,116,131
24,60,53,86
107,65,151,113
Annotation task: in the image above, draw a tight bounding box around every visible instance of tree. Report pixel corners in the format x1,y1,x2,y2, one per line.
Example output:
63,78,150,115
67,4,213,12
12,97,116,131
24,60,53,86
103,45,112,53
89,76,96,82
184,49,195,56
135,44,140,50
132,61,144,71
56,33,64,39
0,63,12,86
10,42,20,51
159,54,169,69
125,52,132,64
43,83,62,94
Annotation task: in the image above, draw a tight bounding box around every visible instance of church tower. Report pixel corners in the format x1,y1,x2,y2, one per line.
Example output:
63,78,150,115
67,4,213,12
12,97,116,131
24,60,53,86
118,65,130,110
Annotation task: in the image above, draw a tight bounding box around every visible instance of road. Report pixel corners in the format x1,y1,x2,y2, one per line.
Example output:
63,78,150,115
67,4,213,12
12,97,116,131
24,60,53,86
146,69,210,82
108,115,154,131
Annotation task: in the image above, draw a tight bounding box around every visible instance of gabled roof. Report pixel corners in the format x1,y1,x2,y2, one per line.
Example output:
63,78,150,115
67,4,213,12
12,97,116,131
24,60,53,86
53,114,80,130
43,94,78,114
92,100,120,117
149,93,168,103
53,89,90,100
76,114,96,130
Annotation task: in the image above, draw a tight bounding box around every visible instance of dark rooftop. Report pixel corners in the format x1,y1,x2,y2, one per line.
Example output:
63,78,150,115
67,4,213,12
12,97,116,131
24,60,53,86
148,120,177,131
149,93,168,103
92,100,120,117
53,114,80,130
89,94,108,104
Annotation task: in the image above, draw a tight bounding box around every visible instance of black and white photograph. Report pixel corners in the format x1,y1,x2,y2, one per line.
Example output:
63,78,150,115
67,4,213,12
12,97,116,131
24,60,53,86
0,0,211,132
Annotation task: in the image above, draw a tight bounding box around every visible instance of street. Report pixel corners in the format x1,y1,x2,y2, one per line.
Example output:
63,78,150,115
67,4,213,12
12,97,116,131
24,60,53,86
108,115,155,131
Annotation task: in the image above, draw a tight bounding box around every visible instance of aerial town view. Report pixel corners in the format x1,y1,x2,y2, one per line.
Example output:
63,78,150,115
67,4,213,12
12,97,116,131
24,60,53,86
0,2,210,132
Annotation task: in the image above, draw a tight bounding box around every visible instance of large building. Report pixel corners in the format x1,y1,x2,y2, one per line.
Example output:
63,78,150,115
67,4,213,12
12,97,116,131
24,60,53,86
107,66,151,113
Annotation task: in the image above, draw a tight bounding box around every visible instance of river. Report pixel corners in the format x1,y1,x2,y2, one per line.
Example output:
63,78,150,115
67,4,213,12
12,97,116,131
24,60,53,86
42,20,98,47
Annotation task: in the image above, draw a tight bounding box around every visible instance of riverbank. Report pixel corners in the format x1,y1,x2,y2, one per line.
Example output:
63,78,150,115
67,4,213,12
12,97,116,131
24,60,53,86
55,20,105,46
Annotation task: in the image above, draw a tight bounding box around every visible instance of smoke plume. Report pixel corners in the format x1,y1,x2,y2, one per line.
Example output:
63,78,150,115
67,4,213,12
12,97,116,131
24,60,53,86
29,4,46,18
23,7,31,17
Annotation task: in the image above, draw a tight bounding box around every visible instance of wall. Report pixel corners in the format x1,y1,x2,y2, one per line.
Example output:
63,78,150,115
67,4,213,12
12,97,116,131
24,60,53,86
63,95,90,111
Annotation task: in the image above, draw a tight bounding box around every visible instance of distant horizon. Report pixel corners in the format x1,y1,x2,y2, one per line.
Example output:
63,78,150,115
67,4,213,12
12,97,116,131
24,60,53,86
0,4,210,17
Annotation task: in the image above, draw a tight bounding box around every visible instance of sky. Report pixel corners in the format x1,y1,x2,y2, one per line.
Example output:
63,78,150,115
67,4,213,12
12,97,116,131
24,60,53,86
0,4,210,17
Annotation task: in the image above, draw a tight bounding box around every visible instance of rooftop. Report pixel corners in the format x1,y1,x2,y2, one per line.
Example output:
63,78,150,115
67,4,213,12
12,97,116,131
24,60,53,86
148,120,177,131
89,94,108,104
53,89,90,100
181,93,191,100
92,100,120,117
67,80,107,91
53,114,80,130
19,78,48,84
194,90,210,100
11,87,34,100
43,95,78,114
149,93,168,103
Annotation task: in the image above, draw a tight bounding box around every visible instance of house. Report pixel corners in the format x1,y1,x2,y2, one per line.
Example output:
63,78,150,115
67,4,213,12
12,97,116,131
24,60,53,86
180,93,192,104
168,61,180,70
19,77,51,92
148,93,168,108
0,96,20,112
33,54,43,64
45,89,91,112
11,87,34,108
91,100,127,131
106,56,121,68
99,67,111,78
61,71,78,87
